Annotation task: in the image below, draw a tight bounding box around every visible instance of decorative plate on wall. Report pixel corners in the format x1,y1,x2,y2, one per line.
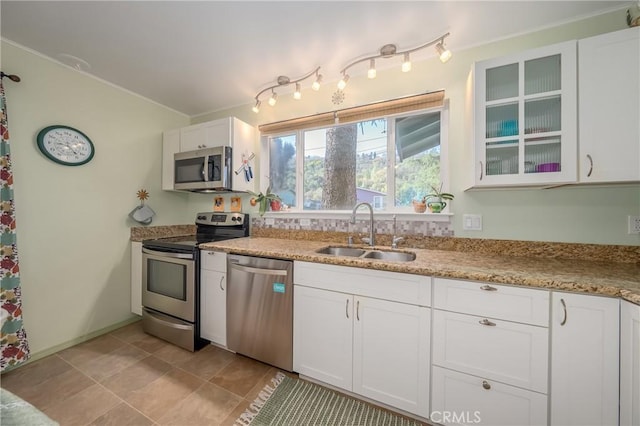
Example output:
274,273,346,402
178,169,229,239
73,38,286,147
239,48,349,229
36,125,95,166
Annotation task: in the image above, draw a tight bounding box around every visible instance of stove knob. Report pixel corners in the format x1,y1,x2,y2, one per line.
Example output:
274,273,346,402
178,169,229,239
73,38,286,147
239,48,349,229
231,216,238,222
197,215,206,220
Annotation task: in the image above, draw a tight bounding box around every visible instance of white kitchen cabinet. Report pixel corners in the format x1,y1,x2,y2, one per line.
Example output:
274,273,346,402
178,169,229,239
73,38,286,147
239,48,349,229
432,310,548,393
353,296,430,417
471,41,577,187
162,116,256,192
293,261,431,418
200,250,227,346
578,27,640,183
621,300,640,426
130,241,143,316
431,277,549,425
431,366,548,426
293,285,353,390
179,120,230,152
550,292,619,426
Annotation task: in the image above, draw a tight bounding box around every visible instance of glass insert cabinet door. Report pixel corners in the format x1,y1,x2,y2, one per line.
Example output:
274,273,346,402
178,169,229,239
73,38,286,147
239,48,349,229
473,41,577,186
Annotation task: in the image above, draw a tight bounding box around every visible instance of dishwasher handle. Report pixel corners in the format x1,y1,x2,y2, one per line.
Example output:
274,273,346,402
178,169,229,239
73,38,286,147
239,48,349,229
228,261,289,276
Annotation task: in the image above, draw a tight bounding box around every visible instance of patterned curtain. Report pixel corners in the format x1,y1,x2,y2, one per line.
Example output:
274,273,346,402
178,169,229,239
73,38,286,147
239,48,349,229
0,77,30,372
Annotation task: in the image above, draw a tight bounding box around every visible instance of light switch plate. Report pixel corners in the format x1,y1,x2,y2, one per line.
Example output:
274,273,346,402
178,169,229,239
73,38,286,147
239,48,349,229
463,214,482,231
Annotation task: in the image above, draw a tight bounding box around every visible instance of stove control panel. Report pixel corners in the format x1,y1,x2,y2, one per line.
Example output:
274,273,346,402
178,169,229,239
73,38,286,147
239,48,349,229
196,212,246,226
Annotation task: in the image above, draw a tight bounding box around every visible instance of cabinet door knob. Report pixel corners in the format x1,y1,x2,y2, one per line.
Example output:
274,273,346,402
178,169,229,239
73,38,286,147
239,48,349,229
586,154,593,177
482,380,491,390
479,318,496,326
480,284,497,291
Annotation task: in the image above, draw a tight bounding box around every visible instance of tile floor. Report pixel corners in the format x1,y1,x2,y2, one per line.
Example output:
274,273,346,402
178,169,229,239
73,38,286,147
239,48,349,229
1,321,294,425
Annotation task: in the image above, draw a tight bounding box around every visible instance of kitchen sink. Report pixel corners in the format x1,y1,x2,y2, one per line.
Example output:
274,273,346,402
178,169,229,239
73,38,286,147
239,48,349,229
316,246,366,257
315,246,415,262
362,250,416,262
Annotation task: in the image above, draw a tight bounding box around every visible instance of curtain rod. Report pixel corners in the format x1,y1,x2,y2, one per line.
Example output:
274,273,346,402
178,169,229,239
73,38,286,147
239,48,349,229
1,72,21,83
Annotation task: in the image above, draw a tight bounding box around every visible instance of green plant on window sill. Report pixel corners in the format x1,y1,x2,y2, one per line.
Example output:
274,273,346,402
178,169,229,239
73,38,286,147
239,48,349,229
416,183,454,213
248,186,282,216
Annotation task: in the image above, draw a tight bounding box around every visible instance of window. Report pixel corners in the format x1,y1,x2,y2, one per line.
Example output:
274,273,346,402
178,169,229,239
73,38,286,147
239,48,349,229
266,107,447,212
261,91,448,212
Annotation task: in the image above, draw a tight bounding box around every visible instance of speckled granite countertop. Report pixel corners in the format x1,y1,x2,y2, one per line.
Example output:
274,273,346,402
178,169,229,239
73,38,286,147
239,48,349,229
199,237,640,305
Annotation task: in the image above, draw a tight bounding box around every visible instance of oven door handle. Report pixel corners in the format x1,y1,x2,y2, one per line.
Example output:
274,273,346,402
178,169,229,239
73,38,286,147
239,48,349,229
228,261,288,276
142,247,193,259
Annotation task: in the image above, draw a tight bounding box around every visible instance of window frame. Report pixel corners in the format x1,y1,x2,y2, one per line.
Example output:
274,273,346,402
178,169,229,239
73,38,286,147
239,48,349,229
259,102,450,215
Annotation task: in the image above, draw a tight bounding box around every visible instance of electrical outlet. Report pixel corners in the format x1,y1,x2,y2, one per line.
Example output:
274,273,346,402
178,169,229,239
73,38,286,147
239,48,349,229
628,216,640,234
300,218,311,227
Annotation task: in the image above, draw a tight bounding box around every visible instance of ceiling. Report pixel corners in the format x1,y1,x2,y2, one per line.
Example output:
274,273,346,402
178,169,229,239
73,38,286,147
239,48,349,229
0,1,629,117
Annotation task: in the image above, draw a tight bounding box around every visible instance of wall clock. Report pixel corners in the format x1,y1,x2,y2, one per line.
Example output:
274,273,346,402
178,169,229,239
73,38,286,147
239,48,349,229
36,125,95,166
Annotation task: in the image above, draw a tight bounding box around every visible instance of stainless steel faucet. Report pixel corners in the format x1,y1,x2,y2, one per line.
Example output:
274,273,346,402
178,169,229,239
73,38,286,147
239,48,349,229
391,215,404,249
350,202,375,247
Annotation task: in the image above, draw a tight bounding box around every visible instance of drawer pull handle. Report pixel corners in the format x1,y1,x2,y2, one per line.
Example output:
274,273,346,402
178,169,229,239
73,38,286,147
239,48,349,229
482,380,491,390
560,298,567,326
219,276,225,291
586,154,593,177
480,285,497,291
479,318,496,326
346,299,349,319
356,300,360,321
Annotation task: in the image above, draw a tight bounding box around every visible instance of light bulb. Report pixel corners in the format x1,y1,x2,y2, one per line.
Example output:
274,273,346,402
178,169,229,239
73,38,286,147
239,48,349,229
268,91,278,106
312,73,322,91
337,74,350,90
402,53,411,72
252,100,261,113
367,59,376,79
293,83,302,100
436,43,452,63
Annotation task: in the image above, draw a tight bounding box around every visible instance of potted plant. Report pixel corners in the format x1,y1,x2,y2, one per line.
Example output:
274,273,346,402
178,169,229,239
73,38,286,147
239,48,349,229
424,183,454,213
248,185,282,216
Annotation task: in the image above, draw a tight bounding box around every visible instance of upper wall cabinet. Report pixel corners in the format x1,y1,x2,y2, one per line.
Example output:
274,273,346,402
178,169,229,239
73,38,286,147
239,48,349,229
162,117,256,193
578,27,640,184
471,41,578,188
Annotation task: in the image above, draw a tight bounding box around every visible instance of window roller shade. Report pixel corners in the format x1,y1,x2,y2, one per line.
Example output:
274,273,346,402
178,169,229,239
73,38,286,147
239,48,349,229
258,90,444,134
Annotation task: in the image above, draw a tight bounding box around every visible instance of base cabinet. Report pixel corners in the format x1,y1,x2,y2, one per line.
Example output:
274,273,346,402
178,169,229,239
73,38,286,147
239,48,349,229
130,241,142,316
431,367,547,426
200,250,227,346
550,292,619,426
293,262,431,418
621,300,640,426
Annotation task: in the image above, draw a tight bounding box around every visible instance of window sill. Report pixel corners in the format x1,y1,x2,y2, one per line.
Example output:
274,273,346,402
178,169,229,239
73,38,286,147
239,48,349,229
260,210,453,222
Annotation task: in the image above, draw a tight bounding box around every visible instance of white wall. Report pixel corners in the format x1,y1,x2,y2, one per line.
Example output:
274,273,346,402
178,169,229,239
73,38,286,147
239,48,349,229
2,40,192,355
193,9,640,246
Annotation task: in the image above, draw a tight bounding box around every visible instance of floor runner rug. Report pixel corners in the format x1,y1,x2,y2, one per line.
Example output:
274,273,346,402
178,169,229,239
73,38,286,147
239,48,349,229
235,372,424,426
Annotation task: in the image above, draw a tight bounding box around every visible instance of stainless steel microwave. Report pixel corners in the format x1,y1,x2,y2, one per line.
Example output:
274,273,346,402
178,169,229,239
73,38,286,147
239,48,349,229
174,146,232,192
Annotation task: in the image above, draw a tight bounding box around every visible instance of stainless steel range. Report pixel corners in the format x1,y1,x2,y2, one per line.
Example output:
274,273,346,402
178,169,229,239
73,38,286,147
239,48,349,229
141,212,249,351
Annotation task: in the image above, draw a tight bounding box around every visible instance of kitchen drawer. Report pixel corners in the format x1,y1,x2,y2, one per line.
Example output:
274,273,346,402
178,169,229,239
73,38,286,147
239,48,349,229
294,261,431,306
433,278,549,326
431,366,548,426
433,310,548,393
201,250,227,271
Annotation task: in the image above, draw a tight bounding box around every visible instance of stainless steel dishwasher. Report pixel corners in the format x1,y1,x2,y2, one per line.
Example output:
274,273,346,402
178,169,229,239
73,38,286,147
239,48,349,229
226,254,293,371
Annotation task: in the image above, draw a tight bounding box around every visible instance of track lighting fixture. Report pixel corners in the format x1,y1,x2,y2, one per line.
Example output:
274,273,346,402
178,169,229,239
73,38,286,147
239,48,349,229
268,90,278,106
338,32,451,89
367,59,377,79
435,42,452,63
402,53,412,73
252,67,321,113
337,73,350,90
